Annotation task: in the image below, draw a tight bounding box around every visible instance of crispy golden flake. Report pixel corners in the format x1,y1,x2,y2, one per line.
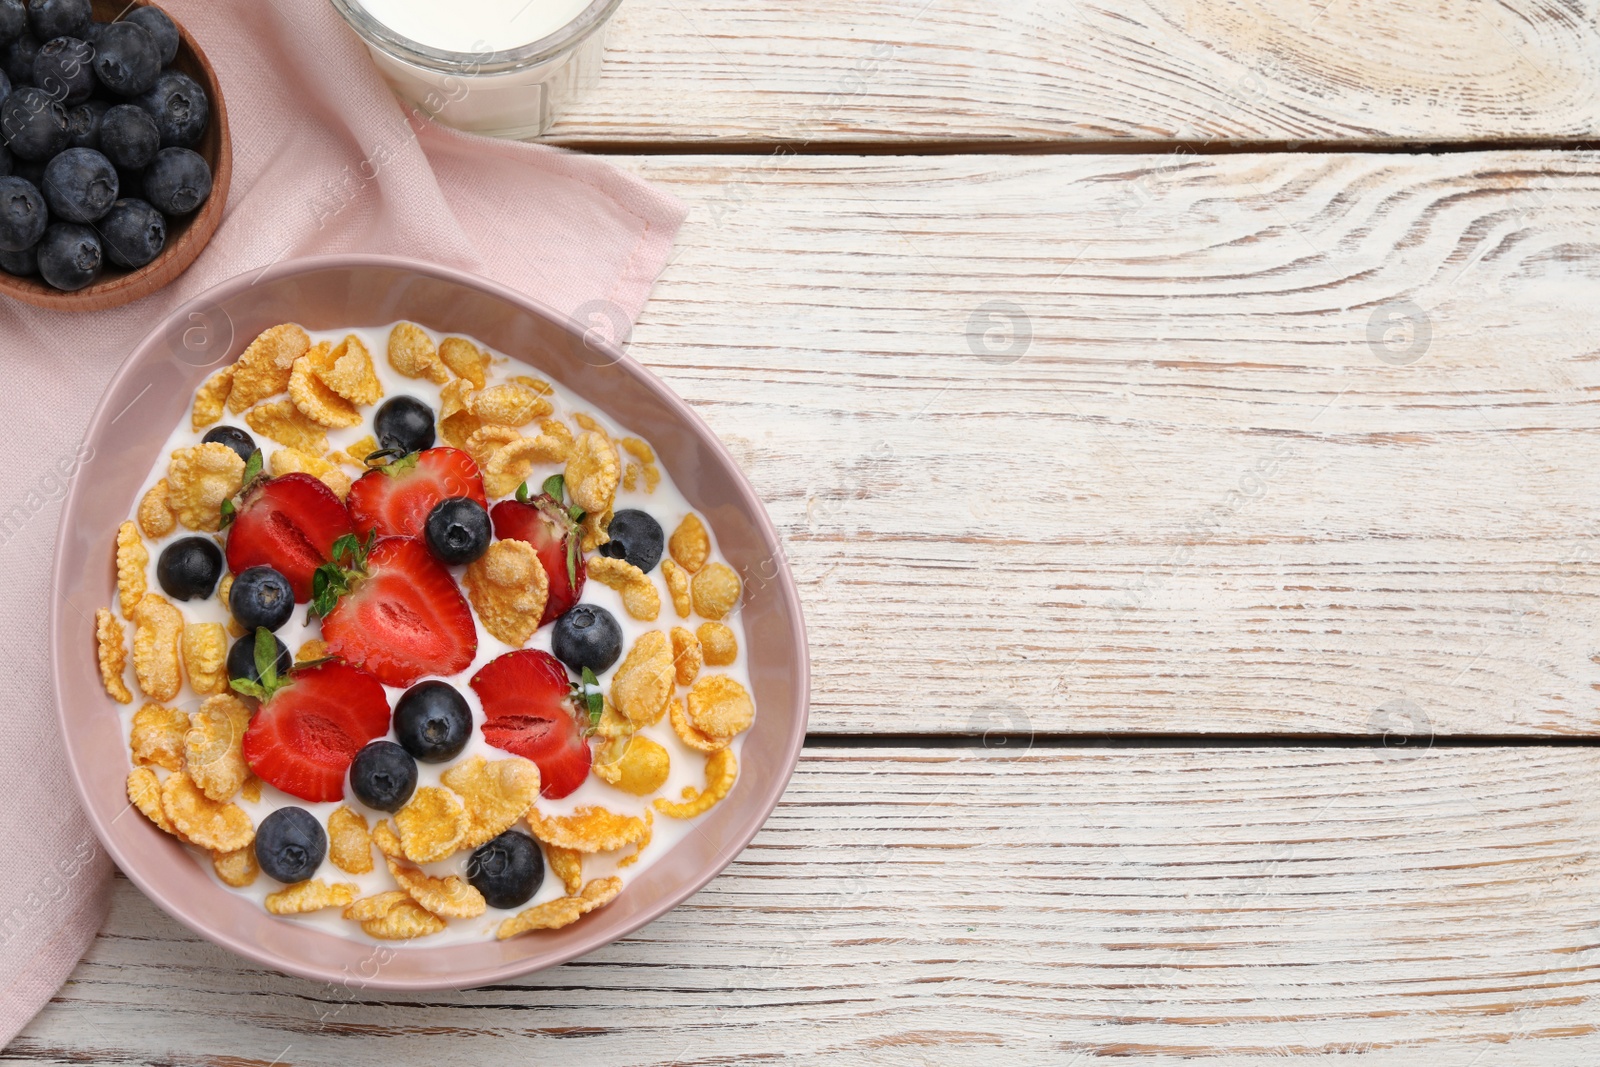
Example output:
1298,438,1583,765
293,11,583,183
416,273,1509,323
166,443,245,531
268,447,352,499
289,350,362,428
137,479,177,538
316,335,384,405
565,431,619,516
296,638,329,663
525,805,650,853
620,437,654,465
265,879,359,915
115,521,147,614
240,775,262,803
580,508,611,553
686,675,755,739
331,434,380,468
361,898,447,939
497,877,622,939
244,399,330,455
127,768,176,834
387,858,487,919
668,514,710,573
654,748,738,820
130,702,188,772
670,626,702,686
191,365,234,430
540,418,574,451
130,593,183,702
388,322,450,384
343,890,411,922
593,699,633,741
439,755,541,849
371,818,404,860
439,336,488,389
481,434,568,498
610,631,674,725
181,622,228,696
546,846,582,895
228,324,311,413
394,786,471,863
462,424,519,469
212,846,259,887
161,770,254,851
573,412,607,435
618,810,653,868
96,609,132,703
328,805,374,875
593,734,671,797
697,622,738,666
185,694,251,801
463,539,548,646
587,557,660,622
662,559,691,618
669,697,726,754
691,562,742,621
440,409,485,451
469,381,554,427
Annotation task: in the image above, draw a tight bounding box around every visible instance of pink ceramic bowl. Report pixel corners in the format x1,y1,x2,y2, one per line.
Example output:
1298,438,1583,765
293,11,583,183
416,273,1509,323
50,254,809,989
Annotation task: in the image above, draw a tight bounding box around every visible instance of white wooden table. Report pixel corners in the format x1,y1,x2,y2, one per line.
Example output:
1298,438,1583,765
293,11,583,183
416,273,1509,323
12,1,1600,1062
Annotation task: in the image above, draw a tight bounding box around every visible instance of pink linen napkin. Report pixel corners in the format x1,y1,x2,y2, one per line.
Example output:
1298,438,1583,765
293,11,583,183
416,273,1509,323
0,0,684,1042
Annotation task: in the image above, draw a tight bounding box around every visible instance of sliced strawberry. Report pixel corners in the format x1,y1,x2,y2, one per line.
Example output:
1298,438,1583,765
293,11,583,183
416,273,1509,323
347,447,487,540
490,495,586,627
319,536,477,688
470,649,592,799
225,473,354,602
241,660,391,803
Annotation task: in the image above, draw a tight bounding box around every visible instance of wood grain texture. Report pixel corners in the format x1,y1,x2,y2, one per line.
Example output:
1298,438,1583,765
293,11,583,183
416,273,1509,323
10,747,1600,1063
599,151,1600,736
545,0,1600,146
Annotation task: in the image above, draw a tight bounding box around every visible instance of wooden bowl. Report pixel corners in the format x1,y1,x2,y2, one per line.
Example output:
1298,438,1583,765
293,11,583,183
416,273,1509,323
0,0,230,310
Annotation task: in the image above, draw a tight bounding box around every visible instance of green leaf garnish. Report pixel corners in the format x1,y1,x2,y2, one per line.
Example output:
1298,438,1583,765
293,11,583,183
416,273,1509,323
307,531,373,618
515,481,530,503
542,473,565,501
581,666,602,726
379,451,420,477
230,627,292,701
242,449,264,485
218,498,236,529
567,537,579,588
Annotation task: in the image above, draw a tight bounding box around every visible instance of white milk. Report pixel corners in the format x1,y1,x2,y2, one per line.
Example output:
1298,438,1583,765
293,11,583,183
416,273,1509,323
357,0,595,53
120,322,753,947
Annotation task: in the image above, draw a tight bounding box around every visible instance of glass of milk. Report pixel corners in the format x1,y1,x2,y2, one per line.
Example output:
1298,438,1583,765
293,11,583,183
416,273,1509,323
331,0,622,138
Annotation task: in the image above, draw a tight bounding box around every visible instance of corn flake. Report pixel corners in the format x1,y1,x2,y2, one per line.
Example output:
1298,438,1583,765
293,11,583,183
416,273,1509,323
670,626,702,686
593,699,633,741
241,775,262,803
566,431,619,516
127,767,176,834
185,694,251,801
618,810,653,868
166,442,245,531
343,890,410,922
96,608,131,703
137,479,176,538
610,630,674,725
269,447,352,500
181,622,228,696
698,622,738,666
669,697,726,754
328,805,374,875
394,785,471,863
593,734,670,797
228,324,311,413
331,434,380,468
114,522,148,617
463,539,548,646
212,846,259,887
130,593,183,702
654,748,738,820
371,818,404,860
580,508,611,553
316,335,384,405
362,898,447,939
526,805,650,853
482,434,569,498
245,399,330,455
546,846,583,895
388,322,450,384
440,755,541,849
462,423,519,470
668,513,710,573
265,879,358,915
296,638,329,663
387,858,487,919
691,562,742,621
470,381,553,427
440,409,485,451
497,877,622,939
289,349,362,428
661,559,690,618
686,675,755,739
587,556,660,622
439,336,488,389
161,770,254,851
130,702,188,771
191,365,234,430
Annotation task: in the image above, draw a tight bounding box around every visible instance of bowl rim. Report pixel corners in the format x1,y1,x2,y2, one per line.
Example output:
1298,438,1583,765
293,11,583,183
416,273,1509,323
49,252,810,989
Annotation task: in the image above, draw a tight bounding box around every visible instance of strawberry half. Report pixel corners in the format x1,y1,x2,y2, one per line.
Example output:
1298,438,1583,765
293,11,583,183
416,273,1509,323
490,494,586,627
240,659,391,803
347,447,487,540
225,473,355,602
470,649,593,799
317,535,478,688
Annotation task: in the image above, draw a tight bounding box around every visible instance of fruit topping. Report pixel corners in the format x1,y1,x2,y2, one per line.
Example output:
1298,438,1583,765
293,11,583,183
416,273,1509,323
347,446,485,540
228,564,293,631
424,495,491,566
598,509,663,573
393,679,472,763
470,649,592,799
254,806,326,884
226,628,290,690
224,472,354,602
154,534,221,600
373,395,435,454
551,604,623,675
240,658,392,803
349,740,418,813
142,145,208,214
489,487,585,628
200,425,256,464
466,829,543,910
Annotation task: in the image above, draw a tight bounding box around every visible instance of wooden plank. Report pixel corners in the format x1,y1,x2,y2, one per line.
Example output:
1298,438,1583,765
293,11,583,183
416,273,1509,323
9,747,1600,1062
609,151,1600,736
546,0,1600,146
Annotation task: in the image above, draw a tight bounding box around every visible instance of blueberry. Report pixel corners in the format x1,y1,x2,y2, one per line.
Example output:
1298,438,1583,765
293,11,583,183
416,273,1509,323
598,509,664,573
41,146,116,221
36,221,99,289
64,96,106,148
27,0,88,42
100,196,163,268
424,496,490,566
373,395,434,454
90,20,158,97
133,68,205,147
0,138,9,175
1,33,36,86
255,807,326,884
229,565,293,632
226,630,291,686
0,241,35,273
141,145,206,215
393,680,472,762
466,830,543,910
0,67,12,111
0,0,24,44
550,604,623,674
155,535,221,600
98,102,156,168
1,85,67,160
123,6,176,66
33,35,92,103
200,424,257,464
348,740,417,813
0,174,42,250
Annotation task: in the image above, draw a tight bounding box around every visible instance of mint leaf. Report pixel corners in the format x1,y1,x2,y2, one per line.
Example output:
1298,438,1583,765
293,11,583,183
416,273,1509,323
515,481,530,504
542,473,565,501
581,667,602,726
